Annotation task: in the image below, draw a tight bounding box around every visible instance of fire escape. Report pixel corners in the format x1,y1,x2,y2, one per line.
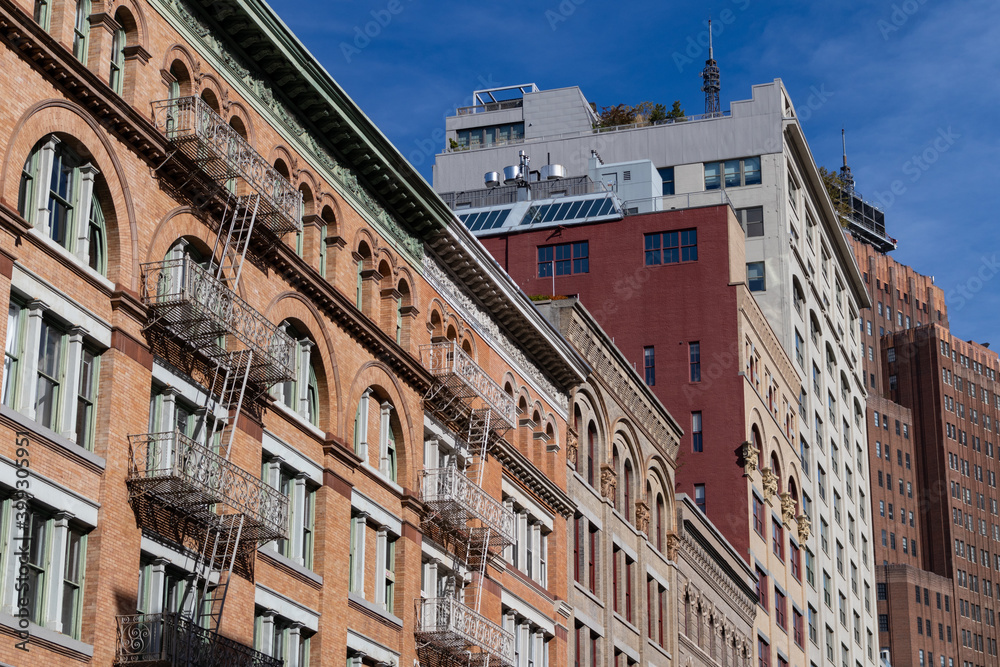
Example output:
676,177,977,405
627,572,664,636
415,342,518,667
115,95,302,667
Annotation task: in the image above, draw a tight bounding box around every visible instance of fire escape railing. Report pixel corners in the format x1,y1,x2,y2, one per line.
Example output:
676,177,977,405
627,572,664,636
151,95,302,237
422,464,515,563
415,597,515,667
126,431,289,543
140,257,295,388
421,342,517,435
115,613,282,667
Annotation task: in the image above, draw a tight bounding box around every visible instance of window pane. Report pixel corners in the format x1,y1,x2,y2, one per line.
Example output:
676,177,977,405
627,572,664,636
724,160,741,188
744,157,762,185
704,162,721,190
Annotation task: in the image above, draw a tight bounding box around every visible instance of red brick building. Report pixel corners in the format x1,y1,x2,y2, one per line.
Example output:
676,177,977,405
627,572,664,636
479,203,814,666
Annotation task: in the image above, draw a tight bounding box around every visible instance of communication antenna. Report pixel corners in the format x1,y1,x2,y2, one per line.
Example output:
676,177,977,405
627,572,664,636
700,19,721,116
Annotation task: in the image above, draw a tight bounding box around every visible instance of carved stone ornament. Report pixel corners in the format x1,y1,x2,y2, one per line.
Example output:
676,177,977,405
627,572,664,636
635,499,650,534
780,492,796,528
600,463,617,501
760,467,778,503
741,440,759,477
566,427,579,468
666,531,681,561
797,514,812,543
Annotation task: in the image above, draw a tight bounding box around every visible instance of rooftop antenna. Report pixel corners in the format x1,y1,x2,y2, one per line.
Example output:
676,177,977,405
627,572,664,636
839,128,855,193
700,19,721,117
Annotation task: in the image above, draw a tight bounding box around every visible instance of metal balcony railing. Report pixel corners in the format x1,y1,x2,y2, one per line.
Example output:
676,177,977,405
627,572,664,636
456,99,524,115
140,258,295,388
115,613,282,667
421,342,517,432
423,465,516,552
415,597,514,667
126,430,289,543
151,95,302,236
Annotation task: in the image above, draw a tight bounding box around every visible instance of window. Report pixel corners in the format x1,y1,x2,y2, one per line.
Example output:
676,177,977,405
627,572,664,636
794,608,805,647
758,636,771,667
773,520,784,560
738,206,765,236
18,136,109,274
694,484,706,513
276,324,320,428
254,608,313,665
689,342,701,382
645,229,698,265
3,299,103,449
72,0,90,62
753,494,765,536
756,567,769,609
644,347,655,386
775,588,787,629
747,262,766,291
455,123,524,149
109,19,125,94
692,412,703,452
538,241,589,277
658,167,675,195
704,156,762,189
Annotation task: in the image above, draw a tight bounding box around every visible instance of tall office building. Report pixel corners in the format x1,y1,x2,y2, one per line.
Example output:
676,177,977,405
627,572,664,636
434,79,878,667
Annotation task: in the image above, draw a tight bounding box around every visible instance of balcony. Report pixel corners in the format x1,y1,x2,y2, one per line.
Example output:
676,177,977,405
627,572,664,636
422,465,515,565
140,257,295,389
115,613,281,667
421,343,516,443
151,95,302,237
126,430,288,545
415,597,514,667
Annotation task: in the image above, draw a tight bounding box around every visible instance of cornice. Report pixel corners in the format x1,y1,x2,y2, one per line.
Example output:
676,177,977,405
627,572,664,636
678,520,756,623
494,440,574,517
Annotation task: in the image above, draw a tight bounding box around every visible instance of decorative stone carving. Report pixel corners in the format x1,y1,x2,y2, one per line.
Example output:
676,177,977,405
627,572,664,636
760,467,778,503
797,514,812,542
780,492,796,528
600,463,617,501
741,440,759,477
635,499,650,534
566,427,578,468
666,531,681,561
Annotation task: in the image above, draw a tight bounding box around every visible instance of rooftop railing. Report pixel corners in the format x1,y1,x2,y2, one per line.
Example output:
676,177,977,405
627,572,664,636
422,464,516,548
444,111,732,153
421,342,517,431
415,597,514,667
115,613,282,667
126,430,289,543
456,99,524,115
151,95,302,236
140,258,295,388
440,176,608,210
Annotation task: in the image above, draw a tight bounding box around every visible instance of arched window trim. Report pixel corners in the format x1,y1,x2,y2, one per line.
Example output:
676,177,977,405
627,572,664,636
109,21,126,94
18,136,108,277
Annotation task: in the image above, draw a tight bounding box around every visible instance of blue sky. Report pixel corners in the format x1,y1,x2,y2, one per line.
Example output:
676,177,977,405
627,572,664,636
266,0,1000,347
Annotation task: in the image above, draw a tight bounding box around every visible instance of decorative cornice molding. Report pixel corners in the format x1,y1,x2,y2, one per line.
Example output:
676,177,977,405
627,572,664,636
495,440,574,517
677,526,756,622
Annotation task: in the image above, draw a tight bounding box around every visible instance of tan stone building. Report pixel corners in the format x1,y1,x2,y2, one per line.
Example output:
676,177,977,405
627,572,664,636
0,0,590,666
675,495,757,667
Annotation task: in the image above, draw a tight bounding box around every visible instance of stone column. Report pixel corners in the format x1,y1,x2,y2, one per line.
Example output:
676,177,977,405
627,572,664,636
291,472,308,565
355,389,371,461
379,401,393,476
31,136,59,236
352,513,368,596
45,512,73,633
74,163,99,264
287,622,304,667
374,526,388,607
59,326,88,443
258,609,277,656
17,300,49,420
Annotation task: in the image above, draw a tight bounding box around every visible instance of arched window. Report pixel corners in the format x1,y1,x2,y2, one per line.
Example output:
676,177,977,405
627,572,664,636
612,446,620,510
751,425,763,470
33,0,50,31
587,422,597,487
355,242,372,312
352,388,401,484
168,60,191,99
656,493,665,551
792,277,805,317
771,452,782,494
227,117,249,195
73,0,91,62
18,136,108,275
297,184,314,257
623,459,633,522
320,205,336,278
275,321,318,427
396,280,411,346
109,10,129,94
